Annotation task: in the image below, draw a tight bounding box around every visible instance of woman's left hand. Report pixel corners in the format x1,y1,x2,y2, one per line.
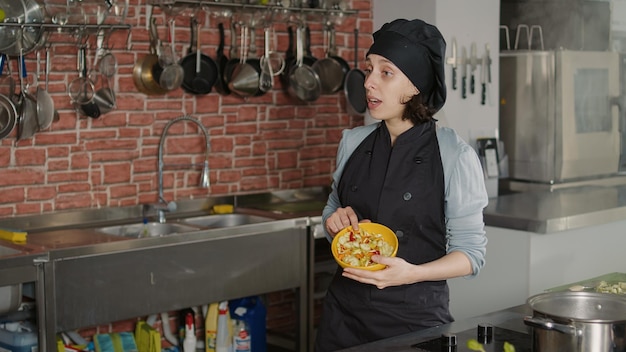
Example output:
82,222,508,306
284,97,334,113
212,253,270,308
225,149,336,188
341,255,418,289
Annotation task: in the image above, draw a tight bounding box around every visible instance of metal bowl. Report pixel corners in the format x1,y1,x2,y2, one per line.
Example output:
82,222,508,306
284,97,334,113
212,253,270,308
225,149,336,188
0,0,46,56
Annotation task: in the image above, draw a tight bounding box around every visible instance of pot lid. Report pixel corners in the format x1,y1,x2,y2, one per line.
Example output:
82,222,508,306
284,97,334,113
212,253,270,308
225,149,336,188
527,291,626,322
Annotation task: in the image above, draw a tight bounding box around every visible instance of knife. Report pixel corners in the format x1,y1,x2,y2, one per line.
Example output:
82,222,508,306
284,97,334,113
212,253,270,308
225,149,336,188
481,44,491,105
470,42,477,94
447,38,457,90
461,46,467,99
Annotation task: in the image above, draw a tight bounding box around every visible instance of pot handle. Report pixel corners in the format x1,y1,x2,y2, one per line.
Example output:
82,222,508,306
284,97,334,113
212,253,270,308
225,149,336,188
523,316,581,336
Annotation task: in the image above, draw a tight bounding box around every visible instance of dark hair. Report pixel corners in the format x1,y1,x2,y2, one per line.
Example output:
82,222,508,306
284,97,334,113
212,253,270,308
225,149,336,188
402,93,437,125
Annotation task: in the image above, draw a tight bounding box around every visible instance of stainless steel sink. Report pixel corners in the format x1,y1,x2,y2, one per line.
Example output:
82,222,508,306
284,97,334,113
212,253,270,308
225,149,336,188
96,222,201,238
0,245,21,257
181,213,274,228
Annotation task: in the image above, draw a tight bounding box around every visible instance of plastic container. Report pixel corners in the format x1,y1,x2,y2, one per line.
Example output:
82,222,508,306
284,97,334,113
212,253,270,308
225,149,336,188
232,320,250,352
204,303,218,352
215,301,232,352
0,321,38,352
229,297,266,352
182,312,196,352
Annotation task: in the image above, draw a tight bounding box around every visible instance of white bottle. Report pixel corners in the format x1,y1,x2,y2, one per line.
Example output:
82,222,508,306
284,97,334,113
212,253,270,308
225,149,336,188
232,320,251,352
215,301,233,352
183,312,197,352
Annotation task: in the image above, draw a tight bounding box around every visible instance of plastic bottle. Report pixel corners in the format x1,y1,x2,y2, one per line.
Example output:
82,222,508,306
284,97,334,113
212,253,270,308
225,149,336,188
205,303,219,352
215,301,232,352
232,320,251,352
183,312,197,352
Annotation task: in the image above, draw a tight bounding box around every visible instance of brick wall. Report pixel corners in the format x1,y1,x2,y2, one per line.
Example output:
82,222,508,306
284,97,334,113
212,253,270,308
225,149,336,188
0,0,373,218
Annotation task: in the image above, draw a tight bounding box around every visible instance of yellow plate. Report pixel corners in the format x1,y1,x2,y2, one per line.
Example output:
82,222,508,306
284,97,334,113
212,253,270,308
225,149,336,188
331,222,398,271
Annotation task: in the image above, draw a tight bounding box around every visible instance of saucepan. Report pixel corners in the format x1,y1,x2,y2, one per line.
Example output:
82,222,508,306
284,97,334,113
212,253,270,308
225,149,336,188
524,291,626,352
133,17,168,95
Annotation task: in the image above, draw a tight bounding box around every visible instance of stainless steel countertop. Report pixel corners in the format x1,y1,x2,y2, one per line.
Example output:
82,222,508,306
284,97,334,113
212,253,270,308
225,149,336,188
484,183,626,233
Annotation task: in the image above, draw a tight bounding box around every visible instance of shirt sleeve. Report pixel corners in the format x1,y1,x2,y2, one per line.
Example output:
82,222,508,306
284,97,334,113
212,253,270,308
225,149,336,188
444,143,489,278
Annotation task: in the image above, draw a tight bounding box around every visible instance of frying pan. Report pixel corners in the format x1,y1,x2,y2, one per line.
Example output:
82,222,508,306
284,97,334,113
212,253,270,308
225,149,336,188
133,17,168,95
181,17,218,95
214,22,230,95
344,28,366,116
287,26,321,102
312,26,349,94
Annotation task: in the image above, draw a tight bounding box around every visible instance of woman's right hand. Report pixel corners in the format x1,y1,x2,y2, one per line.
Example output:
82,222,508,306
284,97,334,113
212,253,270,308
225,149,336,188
325,206,369,237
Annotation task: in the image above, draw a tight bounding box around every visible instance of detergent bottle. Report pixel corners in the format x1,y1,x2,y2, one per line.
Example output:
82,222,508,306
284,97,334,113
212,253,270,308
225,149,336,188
215,301,232,352
205,303,219,352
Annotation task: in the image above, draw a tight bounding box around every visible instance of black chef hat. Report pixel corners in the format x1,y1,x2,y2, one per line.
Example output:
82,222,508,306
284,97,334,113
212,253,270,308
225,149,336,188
367,19,447,111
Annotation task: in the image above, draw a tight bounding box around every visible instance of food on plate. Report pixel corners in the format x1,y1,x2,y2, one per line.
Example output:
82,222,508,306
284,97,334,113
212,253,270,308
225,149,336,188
334,225,395,268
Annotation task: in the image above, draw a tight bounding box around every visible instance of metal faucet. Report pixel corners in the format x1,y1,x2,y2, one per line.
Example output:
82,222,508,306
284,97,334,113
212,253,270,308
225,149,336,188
156,115,211,223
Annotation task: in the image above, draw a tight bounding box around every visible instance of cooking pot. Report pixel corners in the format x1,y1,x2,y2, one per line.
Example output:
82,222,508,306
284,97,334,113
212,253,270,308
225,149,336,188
0,0,45,56
524,291,626,352
133,17,168,95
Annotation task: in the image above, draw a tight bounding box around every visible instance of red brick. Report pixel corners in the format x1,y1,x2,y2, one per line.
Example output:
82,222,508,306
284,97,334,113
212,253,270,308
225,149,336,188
27,187,57,201
104,163,132,183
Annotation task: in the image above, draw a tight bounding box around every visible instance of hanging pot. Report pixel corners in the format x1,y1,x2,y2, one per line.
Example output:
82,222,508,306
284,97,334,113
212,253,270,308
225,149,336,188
180,17,218,95
344,28,366,116
133,17,168,95
524,291,626,352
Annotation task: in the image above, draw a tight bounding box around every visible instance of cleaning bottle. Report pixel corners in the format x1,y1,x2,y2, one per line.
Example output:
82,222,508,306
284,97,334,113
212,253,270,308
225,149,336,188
205,303,219,352
183,312,197,352
232,320,250,352
215,301,232,352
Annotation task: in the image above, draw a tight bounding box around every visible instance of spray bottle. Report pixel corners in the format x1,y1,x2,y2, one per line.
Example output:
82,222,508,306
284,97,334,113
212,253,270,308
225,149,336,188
215,301,233,352
183,312,197,352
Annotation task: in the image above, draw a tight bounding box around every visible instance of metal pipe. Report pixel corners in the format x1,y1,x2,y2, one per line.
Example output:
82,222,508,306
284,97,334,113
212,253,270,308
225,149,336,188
157,115,211,222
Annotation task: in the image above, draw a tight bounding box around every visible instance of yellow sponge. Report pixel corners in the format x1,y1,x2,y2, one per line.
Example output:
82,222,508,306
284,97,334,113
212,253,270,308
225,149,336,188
212,204,234,214
0,228,27,244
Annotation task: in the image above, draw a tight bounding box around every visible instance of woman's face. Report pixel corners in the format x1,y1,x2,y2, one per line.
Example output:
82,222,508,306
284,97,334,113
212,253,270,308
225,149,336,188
364,54,419,122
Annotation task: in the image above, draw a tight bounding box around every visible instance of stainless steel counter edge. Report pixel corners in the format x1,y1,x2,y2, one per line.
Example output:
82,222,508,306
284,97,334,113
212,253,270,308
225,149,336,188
484,183,626,233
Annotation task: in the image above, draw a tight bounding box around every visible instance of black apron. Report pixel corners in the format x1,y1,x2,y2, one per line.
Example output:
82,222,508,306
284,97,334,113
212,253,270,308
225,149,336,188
315,121,452,352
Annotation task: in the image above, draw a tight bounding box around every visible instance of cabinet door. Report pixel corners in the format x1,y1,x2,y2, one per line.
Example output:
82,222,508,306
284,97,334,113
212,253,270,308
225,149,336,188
49,226,307,332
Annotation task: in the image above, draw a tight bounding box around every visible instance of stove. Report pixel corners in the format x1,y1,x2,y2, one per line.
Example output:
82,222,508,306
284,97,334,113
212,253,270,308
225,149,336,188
412,323,531,352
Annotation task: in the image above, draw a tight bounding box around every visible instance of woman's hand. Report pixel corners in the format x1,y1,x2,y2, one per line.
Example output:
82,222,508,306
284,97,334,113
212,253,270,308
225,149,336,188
341,255,418,289
325,206,369,237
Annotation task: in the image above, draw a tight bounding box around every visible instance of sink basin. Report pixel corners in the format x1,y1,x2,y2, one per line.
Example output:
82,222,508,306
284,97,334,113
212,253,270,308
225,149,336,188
96,222,200,238
0,245,21,257
181,213,274,228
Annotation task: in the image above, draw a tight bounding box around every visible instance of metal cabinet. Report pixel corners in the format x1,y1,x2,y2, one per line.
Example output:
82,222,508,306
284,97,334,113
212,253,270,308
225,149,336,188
41,218,311,351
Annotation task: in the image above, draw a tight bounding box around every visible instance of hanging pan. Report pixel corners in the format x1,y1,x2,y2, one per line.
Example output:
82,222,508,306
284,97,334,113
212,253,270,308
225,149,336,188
0,55,17,140
133,17,168,95
312,25,349,94
181,17,218,95
287,26,321,102
214,22,230,95
344,28,366,116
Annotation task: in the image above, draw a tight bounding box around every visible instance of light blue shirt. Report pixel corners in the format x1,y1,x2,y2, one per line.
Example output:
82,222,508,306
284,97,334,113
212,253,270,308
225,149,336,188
323,123,489,277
